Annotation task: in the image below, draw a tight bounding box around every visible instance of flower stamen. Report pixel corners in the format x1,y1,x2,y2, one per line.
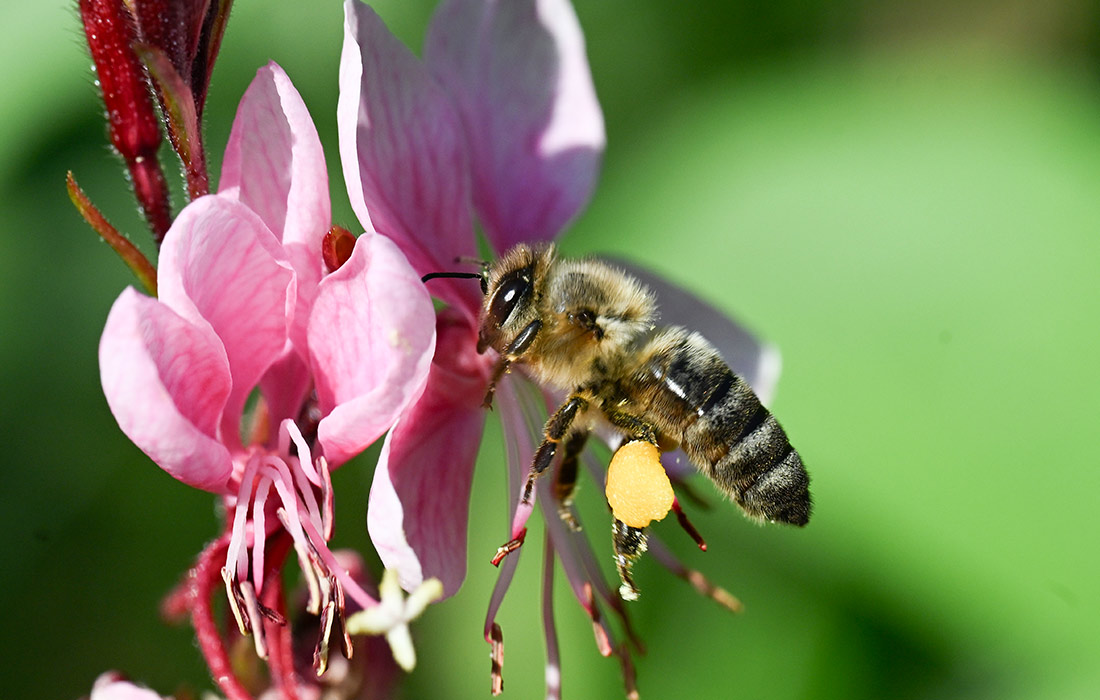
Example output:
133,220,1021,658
672,497,707,551
221,566,248,636
315,593,336,675
489,622,504,696
583,583,613,657
647,537,743,613
238,578,269,659
491,527,527,567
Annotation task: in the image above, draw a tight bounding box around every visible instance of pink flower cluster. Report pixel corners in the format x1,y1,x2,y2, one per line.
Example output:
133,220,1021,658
84,0,778,697
98,60,438,693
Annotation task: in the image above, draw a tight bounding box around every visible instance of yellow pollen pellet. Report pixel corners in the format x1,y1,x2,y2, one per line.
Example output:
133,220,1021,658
605,440,674,528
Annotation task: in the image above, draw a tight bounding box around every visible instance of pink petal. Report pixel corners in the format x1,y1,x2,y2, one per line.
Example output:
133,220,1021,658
338,0,481,314
220,62,330,254
425,0,605,250
257,350,313,427
482,373,538,636
311,233,436,467
157,196,296,445
99,288,233,492
219,62,331,355
366,313,488,596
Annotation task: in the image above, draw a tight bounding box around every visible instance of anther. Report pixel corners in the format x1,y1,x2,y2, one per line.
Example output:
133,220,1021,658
491,527,527,566
489,622,504,695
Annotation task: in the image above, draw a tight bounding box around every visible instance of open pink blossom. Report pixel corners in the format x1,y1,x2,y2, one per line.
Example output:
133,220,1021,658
99,62,436,670
340,0,604,598
340,0,779,695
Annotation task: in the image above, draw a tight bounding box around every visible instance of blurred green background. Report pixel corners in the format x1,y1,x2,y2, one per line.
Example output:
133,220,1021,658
2,1,1098,698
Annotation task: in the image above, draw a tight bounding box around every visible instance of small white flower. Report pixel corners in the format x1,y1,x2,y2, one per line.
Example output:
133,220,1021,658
345,568,443,671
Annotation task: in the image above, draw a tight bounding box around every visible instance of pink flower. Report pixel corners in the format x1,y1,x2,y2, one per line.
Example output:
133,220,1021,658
98,62,437,671
339,0,603,596
339,0,779,695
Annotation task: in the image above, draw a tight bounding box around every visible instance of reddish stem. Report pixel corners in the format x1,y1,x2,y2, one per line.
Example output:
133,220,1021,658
671,498,707,551
188,535,255,700
261,534,298,700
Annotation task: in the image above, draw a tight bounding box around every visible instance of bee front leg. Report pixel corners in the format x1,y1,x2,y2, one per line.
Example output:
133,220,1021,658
482,319,542,408
554,429,588,531
523,394,589,504
612,519,648,601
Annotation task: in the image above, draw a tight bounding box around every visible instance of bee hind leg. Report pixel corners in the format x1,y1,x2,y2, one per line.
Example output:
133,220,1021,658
612,519,648,601
554,429,588,531
601,407,659,446
600,408,663,599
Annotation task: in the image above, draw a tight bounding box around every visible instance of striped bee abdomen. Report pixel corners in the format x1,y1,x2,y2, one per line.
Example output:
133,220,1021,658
638,329,811,526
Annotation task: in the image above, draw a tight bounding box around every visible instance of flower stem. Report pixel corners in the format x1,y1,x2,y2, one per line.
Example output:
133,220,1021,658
261,534,298,700
189,535,255,700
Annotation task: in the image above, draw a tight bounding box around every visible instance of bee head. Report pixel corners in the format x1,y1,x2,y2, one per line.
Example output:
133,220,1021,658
477,243,553,354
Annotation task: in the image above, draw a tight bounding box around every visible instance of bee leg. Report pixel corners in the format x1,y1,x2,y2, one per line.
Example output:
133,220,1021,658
482,319,542,408
612,518,648,601
602,408,659,446
522,394,589,504
554,429,588,531
600,408,661,599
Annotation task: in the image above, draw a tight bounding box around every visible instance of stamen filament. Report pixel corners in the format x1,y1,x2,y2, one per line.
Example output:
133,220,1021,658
274,507,324,613
294,510,379,610
672,497,707,551
319,457,334,540
260,456,322,545
542,536,562,700
227,454,261,585
250,476,274,593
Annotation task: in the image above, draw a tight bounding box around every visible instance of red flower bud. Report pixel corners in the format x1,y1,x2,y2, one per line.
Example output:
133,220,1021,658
129,0,234,118
79,0,171,240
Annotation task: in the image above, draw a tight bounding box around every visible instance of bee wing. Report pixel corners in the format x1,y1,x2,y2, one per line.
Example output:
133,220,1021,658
607,259,781,404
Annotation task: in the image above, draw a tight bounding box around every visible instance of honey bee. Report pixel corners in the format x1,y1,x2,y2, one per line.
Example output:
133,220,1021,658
435,242,811,599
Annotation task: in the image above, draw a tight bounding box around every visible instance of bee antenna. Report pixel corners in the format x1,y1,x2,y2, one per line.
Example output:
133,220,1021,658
420,270,489,295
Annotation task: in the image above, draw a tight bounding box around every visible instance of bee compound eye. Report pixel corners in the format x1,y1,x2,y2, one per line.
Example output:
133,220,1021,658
488,269,532,327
